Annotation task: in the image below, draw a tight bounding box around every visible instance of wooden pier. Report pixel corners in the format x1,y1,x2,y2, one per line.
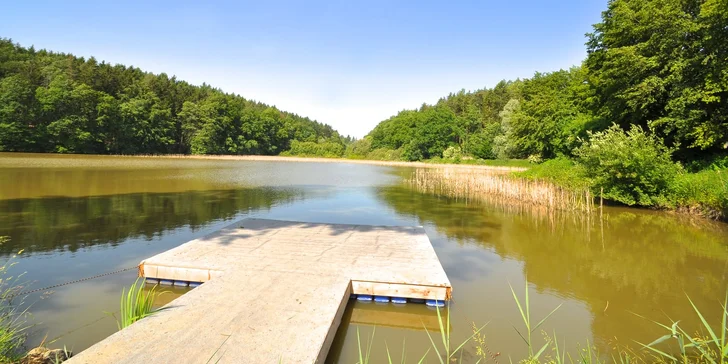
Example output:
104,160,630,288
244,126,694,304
68,218,452,363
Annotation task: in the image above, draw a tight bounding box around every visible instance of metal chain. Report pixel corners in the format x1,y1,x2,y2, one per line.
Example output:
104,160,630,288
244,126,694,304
9,266,138,298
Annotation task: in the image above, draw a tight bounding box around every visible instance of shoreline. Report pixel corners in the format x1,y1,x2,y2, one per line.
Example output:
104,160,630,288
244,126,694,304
1,152,722,221
0,152,527,173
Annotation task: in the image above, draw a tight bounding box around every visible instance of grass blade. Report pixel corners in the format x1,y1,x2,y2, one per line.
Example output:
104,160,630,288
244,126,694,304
635,340,677,361
417,348,431,364
451,322,488,355
532,303,563,333
367,327,375,363
423,323,445,364
509,283,528,329
686,294,719,345
357,327,363,364
534,341,550,360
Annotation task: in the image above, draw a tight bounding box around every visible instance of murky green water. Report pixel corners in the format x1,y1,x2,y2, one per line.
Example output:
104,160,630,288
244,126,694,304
0,153,726,362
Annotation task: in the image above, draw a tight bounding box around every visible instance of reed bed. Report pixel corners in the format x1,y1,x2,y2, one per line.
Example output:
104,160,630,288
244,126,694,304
407,167,596,212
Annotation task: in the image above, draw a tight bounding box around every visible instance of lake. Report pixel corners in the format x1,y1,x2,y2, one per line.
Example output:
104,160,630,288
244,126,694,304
0,152,726,362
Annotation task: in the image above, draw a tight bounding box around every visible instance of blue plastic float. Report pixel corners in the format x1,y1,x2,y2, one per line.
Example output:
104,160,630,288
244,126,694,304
426,299,445,307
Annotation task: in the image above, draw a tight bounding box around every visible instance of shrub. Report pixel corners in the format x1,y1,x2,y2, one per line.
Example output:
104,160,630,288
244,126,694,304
441,146,463,162
366,147,403,161
402,140,424,161
574,124,680,206
282,140,344,158
517,157,590,189
345,138,372,158
465,124,499,159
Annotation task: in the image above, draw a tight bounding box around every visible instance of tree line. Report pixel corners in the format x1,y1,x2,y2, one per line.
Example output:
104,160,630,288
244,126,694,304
359,0,727,168
0,39,346,155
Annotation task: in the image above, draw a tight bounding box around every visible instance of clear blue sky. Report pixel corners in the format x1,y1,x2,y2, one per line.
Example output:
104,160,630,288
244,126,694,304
0,0,606,137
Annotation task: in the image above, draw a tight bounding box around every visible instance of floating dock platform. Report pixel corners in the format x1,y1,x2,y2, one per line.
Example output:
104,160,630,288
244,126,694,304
68,218,452,363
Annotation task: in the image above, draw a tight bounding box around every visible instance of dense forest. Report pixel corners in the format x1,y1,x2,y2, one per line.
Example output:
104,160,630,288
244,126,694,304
354,0,728,214
361,0,727,166
0,39,346,155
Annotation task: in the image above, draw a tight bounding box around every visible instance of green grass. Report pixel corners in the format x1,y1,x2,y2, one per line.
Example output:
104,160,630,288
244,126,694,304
353,284,728,364
0,237,30,363
513,157,727,220
112,278,164,330
670,168,728,218
509,281,563,360
355,306,484,364
515,157,591,190
636,292,728,364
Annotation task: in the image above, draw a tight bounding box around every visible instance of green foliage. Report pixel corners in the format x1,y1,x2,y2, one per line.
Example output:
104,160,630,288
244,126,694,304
345,137,373,158
281,139,345,158
465,123,499,159
586,0,728,155
354,305,483,364
517,157,590,190
574,124,680,206
364,147,403,161
639,292,728,363
670,168,728,218
0,241,30,362
509,68,594,158
0,39,343,155
441,146,463,162
368,82,520,161
509,280,563,360
361,0,728,215
114,278,163,330
492,98,520,159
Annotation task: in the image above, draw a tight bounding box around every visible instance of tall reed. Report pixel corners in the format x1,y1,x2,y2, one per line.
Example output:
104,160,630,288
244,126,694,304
407,167,595,212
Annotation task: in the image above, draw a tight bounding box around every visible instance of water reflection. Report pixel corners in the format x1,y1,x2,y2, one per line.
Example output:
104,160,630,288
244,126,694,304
0,188,299,254
377,186,728,355
0,154,726,362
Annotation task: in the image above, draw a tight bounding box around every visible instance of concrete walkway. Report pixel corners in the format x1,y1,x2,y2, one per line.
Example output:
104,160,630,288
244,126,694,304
68,218,452,363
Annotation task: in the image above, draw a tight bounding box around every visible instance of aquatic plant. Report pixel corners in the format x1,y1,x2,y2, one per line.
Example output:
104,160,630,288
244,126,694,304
0,237,31,363
408,166,595,212
355,305,485,364
639,292,728,364
114,278,163,330
422,305,486,363
509,281,563,360
352,286,728,364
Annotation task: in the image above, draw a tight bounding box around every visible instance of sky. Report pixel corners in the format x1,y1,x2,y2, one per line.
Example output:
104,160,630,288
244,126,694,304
0,0,606,138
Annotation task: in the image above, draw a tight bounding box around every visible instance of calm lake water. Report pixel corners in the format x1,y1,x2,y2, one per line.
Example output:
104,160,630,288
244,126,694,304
0,153,726,362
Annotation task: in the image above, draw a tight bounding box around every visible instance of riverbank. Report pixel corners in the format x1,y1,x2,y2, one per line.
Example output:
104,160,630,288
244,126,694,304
3,152,525,173
162,154,728,221
146,154,529,172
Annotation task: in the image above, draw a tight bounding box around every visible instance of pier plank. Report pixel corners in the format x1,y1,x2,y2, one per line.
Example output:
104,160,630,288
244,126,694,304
68,219,451,363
